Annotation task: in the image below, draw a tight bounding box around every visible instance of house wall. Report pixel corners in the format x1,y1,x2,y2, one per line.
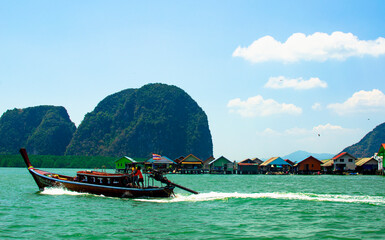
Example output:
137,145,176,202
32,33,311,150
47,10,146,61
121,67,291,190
210,158,234,172
115,159,128,169
181,155,203,169
298,158,321,171
181,163,202,169
361,159,379,170
203,162,210,170
333,155,356,171
183,156,200,162
378,146,385,169
238,165,259,174
212,158,230,167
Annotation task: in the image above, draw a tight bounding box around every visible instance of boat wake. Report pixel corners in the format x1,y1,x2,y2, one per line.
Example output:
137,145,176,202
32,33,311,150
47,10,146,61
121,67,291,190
135,192,385,205
39,188,385,206
40,187,90,196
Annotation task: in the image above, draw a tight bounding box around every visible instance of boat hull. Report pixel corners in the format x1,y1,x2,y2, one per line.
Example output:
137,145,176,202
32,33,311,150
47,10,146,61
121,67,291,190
29,168,174,198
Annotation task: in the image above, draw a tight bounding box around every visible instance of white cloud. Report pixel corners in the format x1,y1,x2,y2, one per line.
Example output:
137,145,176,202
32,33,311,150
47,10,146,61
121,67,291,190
227,95,302,117
232,31,385,63
312,102,322,110
265,76,327,90
327,89,385,115
313,123,343,132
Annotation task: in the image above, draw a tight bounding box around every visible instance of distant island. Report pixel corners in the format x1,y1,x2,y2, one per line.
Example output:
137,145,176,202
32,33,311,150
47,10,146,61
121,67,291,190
66,83,213,159
282,151,334,162
342,122,385,158
0,106,76,155
282,122,385,162
0,83,213,160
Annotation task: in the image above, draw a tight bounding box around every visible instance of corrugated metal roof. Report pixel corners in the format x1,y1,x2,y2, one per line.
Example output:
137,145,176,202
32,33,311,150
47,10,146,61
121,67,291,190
321,159,331,164
181,154,202,163
260,157,278,166
332,152,356,160
251,158,263,164
115,156,136,163
260,157,291,166
209,156,231,165
203,156,215,164
295,156,321,166
321,159,334,167
239,158,253,163
355,158,378,166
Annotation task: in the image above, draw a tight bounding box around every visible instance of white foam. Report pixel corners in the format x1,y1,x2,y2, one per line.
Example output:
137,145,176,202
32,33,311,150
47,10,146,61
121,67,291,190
39,188,385,205
40,187,89,196
134,192,385,205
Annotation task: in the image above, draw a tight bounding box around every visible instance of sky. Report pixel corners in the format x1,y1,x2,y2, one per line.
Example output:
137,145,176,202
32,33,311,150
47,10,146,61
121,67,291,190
1,0,385,160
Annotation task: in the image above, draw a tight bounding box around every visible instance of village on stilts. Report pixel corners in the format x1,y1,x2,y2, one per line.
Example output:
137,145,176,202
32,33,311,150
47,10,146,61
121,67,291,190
115,144,385,176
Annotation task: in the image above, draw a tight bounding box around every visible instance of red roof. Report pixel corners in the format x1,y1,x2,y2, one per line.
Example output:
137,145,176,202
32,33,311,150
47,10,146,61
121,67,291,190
296,156,321,165
332,152,347,160
284,159,295,165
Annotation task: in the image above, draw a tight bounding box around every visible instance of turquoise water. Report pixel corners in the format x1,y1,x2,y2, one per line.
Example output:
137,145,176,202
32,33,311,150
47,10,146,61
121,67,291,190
1,168,385,239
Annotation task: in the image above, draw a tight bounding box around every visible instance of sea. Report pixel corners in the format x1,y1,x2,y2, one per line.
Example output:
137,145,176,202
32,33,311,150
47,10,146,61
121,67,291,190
1,168,385,239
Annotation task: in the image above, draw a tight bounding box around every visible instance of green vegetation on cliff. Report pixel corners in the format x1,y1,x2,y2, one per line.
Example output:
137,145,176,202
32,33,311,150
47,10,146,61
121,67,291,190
66,83,213,159
342,122,385,158
0,106,76,155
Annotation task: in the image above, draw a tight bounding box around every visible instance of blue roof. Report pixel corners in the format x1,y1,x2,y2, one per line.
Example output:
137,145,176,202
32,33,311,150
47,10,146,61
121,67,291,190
261,157,292,166
270,157,291,166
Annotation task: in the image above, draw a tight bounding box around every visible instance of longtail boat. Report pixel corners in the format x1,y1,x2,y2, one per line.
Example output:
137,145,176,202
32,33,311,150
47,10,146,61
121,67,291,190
20,148,198,198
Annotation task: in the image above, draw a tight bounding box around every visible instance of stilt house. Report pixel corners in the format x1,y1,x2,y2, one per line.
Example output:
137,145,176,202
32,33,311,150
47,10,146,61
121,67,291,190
209,156,234,174
203,156,215,173
321,159,334,173
294,156,322,174
260,157,292,174
238,158,259,174
145,156,176,172
377,143,385,174
115,156,136,173
355,157,378,174
180,154,203,174
332,152,356,172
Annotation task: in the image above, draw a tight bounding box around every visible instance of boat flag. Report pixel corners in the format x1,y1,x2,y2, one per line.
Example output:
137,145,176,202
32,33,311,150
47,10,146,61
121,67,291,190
152,153,161,161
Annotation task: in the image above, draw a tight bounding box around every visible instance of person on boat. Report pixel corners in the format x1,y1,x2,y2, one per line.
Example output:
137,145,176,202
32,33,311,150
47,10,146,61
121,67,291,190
131,165,137,186
124,175,133,187
134,166,144,188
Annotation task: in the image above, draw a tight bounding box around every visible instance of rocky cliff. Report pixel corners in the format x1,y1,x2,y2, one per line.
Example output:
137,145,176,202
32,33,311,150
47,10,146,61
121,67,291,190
0,106,76,155
65,83,213,159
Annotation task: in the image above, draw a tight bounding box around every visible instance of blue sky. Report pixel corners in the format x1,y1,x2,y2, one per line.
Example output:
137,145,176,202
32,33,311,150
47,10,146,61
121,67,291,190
1,0,385,160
